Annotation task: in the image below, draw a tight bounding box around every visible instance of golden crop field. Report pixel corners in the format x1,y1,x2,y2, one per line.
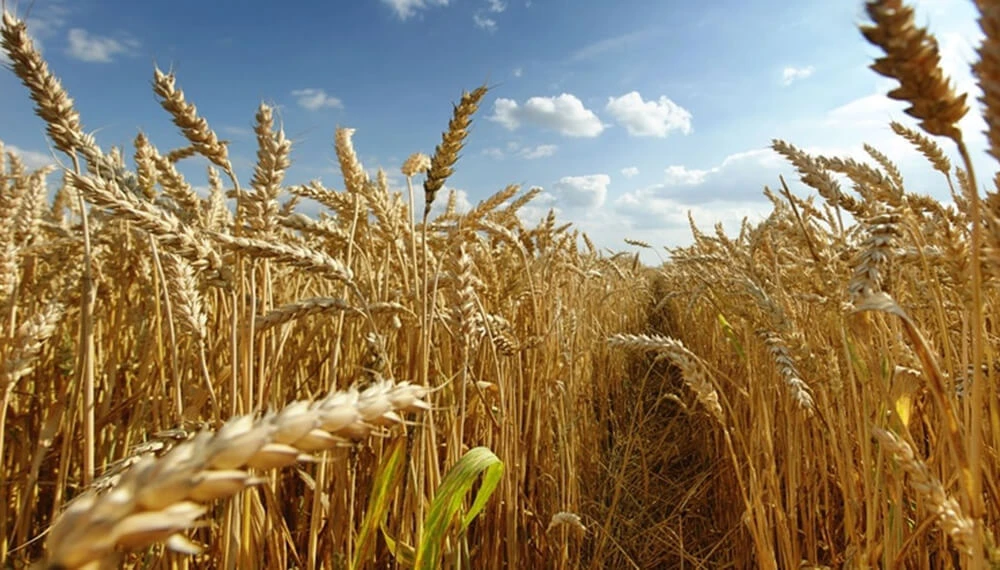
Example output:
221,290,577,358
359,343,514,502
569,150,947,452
1,1,999,568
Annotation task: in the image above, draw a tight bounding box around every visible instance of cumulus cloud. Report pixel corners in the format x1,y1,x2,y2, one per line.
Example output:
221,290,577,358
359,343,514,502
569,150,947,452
474,14,498,32
823,93,900,129
519,144,558,159
382,0,450,19
292,88,344,111
619,149,785,210
621,166,639,178
488,0,507,12
664,165,710,186
782,65,815,86
428,187,473,217
605,92,692,137
569,29,655,63
482,142,558,160
66,29,139,63
512,67,523,78
6,145,55,169
490,94,605,137
552,174,610,210
615,190,773,238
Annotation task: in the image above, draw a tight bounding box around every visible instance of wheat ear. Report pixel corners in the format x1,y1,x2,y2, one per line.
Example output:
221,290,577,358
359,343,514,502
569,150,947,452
424,85,488,217
41,379,429,570
873,428,976,554
861,0,968,142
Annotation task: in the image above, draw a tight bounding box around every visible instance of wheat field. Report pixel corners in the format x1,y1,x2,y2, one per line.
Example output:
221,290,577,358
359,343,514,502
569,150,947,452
2,1,1000,568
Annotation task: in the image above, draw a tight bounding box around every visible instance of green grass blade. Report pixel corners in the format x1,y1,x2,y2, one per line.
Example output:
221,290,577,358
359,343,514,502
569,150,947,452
380,519,417,567
414,447,504,570
352,439,406,570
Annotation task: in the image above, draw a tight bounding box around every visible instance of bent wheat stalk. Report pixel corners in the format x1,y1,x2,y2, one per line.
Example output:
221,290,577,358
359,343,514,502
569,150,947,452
41,379,429,570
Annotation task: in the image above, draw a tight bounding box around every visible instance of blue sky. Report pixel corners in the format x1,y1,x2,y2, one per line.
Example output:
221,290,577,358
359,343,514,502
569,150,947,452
0,0,990,258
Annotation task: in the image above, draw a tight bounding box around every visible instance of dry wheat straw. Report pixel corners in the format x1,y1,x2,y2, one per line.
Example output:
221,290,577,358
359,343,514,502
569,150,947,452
759,331,815,414
334,127,369,195
848,211,902,297
205,167,231,230
401,152,431,178
154,150,204,226
772,140,864,221
162,253,208,342
975,1,1000,163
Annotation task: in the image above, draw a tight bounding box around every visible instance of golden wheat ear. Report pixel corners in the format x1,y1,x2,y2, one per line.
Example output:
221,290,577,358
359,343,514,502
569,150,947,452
860,0,968,143
42,380,430,570
423,85,489,218
974,1,1000,163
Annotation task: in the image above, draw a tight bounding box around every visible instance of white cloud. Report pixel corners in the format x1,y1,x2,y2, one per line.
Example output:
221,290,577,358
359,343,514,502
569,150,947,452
615,190,772,238
429,186,473,217
520,144,557,159
474,14,498,32
621,166,639,178
6,145,56,170
512,67,523,78
222,125,253,137
292,88,344,111
621,148,784,209
481,142,558,160
782,65,815,86
66,29,138,63
552,174,610,210
616,154,778,231
490,94,605,137
605,92,692,137
488,0,507,12
823,93,900,129
569,29,655,63
482,147,506,160
664,165,710,186
382,0,450,19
